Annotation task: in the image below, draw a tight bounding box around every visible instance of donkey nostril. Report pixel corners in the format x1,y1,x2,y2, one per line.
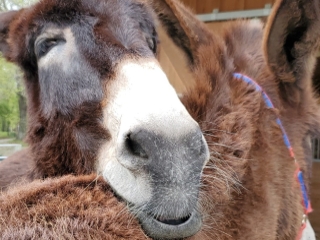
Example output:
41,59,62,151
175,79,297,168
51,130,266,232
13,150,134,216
126,133,148,158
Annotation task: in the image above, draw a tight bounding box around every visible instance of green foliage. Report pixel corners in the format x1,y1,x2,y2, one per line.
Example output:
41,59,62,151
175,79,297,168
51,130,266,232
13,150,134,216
0,0,38,138
10,0,37,7
0,0,38,11
0,56,20,131
0,131,8,138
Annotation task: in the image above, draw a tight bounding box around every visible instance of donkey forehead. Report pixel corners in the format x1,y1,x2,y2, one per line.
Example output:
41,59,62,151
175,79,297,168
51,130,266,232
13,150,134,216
19,0,157,63
31,0,153,21
30,0,156,36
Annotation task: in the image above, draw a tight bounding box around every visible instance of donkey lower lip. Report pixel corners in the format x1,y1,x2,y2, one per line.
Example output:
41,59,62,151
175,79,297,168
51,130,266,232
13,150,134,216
155,215,191,225
139,211,202,239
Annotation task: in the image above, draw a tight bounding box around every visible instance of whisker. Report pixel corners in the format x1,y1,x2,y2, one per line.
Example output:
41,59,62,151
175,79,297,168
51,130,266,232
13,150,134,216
77,175,100,197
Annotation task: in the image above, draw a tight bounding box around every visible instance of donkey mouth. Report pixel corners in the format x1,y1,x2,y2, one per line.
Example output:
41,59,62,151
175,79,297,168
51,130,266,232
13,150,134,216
155,215,191,225
139,211,202,239
109,184,201,238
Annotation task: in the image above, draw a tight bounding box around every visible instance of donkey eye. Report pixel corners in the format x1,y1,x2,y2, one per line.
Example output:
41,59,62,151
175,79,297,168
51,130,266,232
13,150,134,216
35,38,64,59
147,37,157,53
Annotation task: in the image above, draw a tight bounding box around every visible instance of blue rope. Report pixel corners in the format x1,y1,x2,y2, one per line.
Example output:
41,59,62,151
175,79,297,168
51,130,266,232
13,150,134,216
233,73,310,213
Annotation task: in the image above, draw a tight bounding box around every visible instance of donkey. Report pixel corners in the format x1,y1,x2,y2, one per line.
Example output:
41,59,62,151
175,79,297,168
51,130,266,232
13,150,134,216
155,0,320,238
0,0,320,239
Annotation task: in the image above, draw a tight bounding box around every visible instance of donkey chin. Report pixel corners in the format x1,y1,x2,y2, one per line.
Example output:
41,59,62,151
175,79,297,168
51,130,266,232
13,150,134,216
99,136,207,239
97,60,210,239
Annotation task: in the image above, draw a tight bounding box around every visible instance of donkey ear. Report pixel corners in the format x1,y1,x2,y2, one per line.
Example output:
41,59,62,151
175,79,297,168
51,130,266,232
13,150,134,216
150,0,213,64
0,10,19,59
264,0,320,103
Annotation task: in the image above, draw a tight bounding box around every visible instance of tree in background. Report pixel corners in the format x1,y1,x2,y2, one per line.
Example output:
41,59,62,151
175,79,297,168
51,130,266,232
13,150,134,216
0,0,36,10
0,0,37,139
0,58,19,134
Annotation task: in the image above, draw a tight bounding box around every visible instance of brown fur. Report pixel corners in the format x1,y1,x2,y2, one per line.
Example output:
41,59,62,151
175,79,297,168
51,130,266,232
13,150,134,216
0,174,147,240
0,0,320,239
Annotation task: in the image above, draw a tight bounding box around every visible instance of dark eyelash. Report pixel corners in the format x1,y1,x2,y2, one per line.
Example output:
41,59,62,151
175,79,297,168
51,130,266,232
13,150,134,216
147,37,154,51
35,38,65,59
147,37,158,54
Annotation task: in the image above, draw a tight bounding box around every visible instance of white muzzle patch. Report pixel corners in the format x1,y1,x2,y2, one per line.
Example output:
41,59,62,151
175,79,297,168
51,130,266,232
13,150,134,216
96,59,201,206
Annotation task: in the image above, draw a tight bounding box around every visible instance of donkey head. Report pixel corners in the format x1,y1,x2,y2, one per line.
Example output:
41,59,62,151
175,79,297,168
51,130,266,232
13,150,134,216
0,0,209,238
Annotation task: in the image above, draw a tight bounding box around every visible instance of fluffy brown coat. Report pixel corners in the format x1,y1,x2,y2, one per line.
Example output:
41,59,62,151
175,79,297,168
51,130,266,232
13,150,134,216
0,174,147,240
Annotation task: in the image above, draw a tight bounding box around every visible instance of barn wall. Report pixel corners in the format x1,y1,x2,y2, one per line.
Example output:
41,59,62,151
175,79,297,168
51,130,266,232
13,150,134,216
158,27,194,94
180,0,276,14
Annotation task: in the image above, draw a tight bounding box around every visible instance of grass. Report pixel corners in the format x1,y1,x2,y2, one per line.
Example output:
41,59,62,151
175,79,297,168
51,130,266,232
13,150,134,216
0,131,9,139
9,138,28,147
0,131,28,147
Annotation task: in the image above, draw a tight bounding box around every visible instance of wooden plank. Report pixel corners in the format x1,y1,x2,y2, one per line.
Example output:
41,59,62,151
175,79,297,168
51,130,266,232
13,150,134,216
196,0,221,14
220,0,245,11
158,46,187,94
157,27,194,94
180,0,276,13
244,0,273,9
